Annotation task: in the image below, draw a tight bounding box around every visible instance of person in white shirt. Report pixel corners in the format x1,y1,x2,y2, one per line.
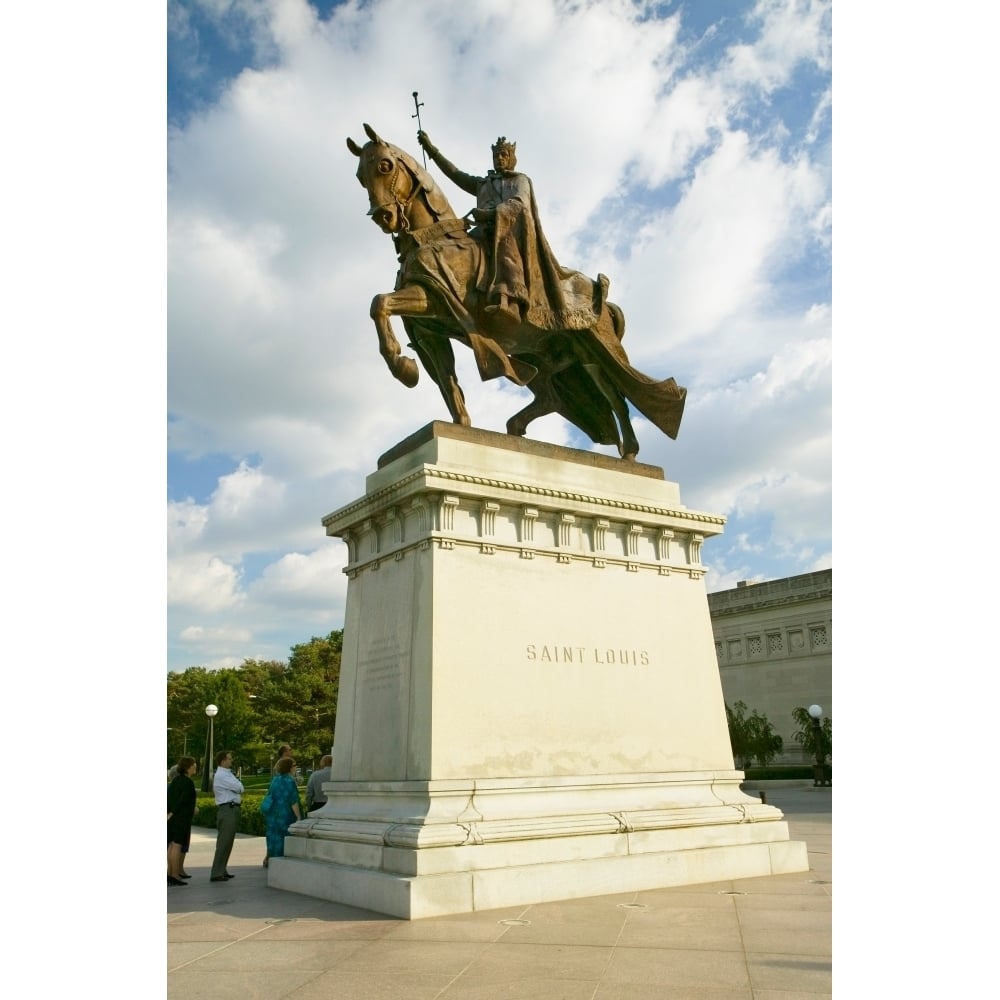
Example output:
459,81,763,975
210,751,244,881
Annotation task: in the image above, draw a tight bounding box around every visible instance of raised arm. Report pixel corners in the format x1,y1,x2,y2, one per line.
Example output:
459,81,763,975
417,131,481,197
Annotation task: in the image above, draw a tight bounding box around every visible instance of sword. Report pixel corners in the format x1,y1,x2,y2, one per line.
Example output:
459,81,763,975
411,91,426,167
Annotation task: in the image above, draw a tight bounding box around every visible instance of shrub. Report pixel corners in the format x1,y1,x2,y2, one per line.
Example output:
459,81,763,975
726,701,784,768
193,793,269,836
792,707,832,762
742,765,814,780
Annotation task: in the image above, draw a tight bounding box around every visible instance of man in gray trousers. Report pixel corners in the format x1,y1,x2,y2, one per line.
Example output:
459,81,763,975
210,750,244,882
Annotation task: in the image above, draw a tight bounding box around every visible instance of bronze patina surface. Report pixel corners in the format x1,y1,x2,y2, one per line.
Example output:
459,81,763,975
347,123,686,460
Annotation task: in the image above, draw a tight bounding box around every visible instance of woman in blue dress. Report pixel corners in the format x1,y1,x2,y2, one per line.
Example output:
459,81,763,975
263,755,302,866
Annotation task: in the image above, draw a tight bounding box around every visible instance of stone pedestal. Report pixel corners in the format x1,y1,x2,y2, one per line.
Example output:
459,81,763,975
268,422,808,917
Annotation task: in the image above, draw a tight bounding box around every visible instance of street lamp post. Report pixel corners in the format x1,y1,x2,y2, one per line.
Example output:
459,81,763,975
202,704,218,792
808,704,831,787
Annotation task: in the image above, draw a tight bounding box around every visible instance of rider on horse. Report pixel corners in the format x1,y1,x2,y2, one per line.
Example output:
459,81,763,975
348,123,686,456
417,131,607,334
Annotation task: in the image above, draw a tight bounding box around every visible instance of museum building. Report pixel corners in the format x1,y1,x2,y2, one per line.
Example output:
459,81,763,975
708,569,832,766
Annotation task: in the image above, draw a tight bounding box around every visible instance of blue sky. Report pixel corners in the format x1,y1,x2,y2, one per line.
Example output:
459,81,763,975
166,0,832,672
9,0,1000,977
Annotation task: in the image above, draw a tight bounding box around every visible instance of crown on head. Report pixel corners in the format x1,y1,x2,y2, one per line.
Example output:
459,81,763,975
491,136,517,155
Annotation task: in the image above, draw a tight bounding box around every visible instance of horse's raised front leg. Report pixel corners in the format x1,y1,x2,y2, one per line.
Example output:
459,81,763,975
372,285,471,425
370,287,427,388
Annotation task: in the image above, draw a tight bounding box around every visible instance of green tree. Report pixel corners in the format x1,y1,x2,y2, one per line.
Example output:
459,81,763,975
726,701,784,768
167,630,344,773
202,669,258,755
745,711,784,767
281,630,343,767
167,666,213,765
235,658,289,772
167,665,263,775
792,707,832,763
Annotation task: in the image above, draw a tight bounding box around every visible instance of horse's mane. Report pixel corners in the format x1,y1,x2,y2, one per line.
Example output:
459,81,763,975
386,142,455,223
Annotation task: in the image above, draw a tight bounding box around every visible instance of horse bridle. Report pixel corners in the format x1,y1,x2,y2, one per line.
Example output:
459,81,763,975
366,145,425,235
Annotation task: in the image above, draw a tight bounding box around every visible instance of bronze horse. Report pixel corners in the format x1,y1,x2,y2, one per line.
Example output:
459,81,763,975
346,123,686,459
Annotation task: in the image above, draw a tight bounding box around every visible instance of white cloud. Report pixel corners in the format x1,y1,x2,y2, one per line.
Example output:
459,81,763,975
250,543,347,606
620,132,826,361
211,459,285,518
167,0,831,669
673,331,831,508
636,75,731,188
168,497,209,546
168,461,289,558
168,553,244,611
725,0,831,92
179,623,253,644
169,540,348,668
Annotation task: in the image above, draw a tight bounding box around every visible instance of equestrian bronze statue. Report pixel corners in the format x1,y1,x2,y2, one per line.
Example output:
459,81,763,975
346,123,686,460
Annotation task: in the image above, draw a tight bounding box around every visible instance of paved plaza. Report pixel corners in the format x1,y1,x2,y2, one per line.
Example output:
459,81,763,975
167,785,831,999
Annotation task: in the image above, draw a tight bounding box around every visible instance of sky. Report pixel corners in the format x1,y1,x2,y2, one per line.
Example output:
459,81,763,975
6,2,1000,979
166,0,833,673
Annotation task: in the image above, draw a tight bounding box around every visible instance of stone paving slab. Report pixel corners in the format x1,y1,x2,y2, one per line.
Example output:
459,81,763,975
168,787,831,998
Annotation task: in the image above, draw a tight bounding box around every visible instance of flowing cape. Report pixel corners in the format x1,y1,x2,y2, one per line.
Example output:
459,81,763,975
398,212,685,444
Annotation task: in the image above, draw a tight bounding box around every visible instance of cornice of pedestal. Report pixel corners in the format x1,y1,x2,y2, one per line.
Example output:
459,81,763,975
325,479,722,581
326,465,725,529
321,427,724,580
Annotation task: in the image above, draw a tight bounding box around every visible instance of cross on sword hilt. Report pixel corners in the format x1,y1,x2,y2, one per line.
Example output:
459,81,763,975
411,91,427,167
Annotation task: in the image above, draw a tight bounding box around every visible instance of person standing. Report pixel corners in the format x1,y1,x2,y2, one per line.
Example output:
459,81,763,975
305,754,332,814
210,750,244,882
274,743,303,785
263,756,302,867
167,757,199,886
167,763,192,878
273,745,292,771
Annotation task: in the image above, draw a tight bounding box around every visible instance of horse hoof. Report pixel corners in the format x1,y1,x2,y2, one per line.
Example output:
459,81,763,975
395,357,419,388
621,452,637,462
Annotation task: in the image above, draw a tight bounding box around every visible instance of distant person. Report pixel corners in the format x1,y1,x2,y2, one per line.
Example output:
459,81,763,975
210,750,244,882
263,756,302,867
167,757,199,886
306,754,332,814
274,744,302,785
166,763,192,876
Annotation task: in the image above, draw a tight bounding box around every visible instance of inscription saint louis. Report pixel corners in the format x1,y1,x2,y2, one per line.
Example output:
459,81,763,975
526,644,650,666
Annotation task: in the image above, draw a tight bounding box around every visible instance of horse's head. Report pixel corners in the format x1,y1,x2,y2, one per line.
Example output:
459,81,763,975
347,123,453,235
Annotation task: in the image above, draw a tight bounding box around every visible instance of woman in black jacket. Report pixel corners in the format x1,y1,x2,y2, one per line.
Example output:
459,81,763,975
167,756,199,886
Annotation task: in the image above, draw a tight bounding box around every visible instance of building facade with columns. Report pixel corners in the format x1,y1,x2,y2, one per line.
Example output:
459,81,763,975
708,569,832,766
